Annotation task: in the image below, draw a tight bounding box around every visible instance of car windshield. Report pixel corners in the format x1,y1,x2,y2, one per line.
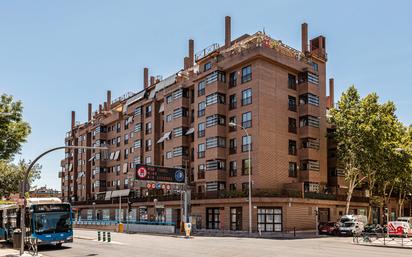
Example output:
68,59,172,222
342,222,354,228
33,212,71,234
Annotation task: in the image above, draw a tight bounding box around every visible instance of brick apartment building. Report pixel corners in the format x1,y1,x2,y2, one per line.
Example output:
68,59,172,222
60,17,389,232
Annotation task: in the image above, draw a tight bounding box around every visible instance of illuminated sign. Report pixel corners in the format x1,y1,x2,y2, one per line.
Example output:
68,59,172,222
135,165,186,184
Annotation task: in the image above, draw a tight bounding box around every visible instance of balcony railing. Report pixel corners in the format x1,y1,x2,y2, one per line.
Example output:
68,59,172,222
195,43,220,61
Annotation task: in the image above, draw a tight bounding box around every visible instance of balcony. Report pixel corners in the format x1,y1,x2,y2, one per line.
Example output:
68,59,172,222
299,104,320,117
299,126,320,138
298,81,320,96
195,43,220,61
229,147,237,155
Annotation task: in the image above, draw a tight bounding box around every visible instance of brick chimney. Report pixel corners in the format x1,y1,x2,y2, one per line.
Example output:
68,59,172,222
144,67,149,88
225,16,231,48
106,90,111,110
99,104,102,113
71,111,75,129
88,103,92,121
184,57,190,70
301,23,308,53
103,102,107,112
150,76,155,86
188,39,194,67
329,78,335,107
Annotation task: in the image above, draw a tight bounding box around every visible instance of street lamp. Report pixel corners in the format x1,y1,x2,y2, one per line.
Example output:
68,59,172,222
19,145,108,256
228,122,252,234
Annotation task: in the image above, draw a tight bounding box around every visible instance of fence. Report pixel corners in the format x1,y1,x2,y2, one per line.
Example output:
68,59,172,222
353,232,412,248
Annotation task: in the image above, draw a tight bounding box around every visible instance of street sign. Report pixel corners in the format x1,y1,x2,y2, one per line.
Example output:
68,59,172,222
135,165,186,183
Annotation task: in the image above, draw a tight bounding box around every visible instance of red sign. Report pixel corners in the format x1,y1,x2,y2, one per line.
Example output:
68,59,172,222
166,184,171,190
137,167,148,179
146,183,152,189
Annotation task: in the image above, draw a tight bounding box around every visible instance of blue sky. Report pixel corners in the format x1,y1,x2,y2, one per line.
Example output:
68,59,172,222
1,0,411,190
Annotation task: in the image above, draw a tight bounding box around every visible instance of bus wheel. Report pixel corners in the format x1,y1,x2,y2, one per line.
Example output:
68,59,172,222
56,243,63,248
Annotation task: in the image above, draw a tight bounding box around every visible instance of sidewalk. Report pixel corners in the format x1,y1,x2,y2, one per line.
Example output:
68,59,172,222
0,248,43,257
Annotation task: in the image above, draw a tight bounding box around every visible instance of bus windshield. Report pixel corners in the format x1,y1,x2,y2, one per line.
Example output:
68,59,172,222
33,212,71,234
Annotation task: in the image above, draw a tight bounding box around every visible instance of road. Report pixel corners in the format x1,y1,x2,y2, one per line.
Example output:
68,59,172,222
37,229,411,257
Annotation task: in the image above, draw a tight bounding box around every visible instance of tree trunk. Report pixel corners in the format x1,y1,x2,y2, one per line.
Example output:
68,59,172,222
346,180,355,215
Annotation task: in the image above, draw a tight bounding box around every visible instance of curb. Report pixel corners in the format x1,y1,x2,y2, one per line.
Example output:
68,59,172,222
354,243,412,250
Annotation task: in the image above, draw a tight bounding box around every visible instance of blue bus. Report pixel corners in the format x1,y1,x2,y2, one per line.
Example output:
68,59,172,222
0,198,73,247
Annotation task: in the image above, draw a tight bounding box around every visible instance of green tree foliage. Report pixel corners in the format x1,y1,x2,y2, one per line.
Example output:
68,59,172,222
0,94,31,161
0,159,41,197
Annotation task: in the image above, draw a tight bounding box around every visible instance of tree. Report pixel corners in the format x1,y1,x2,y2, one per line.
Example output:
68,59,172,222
0,159,41,197
0,94,31,161
329,86,366,214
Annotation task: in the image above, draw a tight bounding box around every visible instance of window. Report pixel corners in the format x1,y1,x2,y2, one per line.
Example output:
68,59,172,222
198,80,206,96
206,208,220,229
206,159,225,170
145,105,152,118
173,146,188,157
173,127,186,137
124,148,129,159
229,71,237,87
229,138,237,154
289,162,297,177
198,101,206,117
230,208,242,231
116,136,121,147
299,72,319,85
166,151,173,159
198,123,205,138
288,140,297,155
241,89,252,106
173,107,189,119
242,112,252,128
173,88,188,100
166,94,173,104
205,70,225,84
204,62,212,71
229,116,237,132
206,114,226,127
229,184,237,191
302,138,320,150
301,160,320,171
145,122,152,134
304,182,320,193
198,164,205,179
299,93,319,106
134,106,142,116
198,144,205,158
288,96,297,111
134,123,142,132
241,65,252,83
166,114,172,122
242,182,250,192
229,161,237,176
145,156,152,164
300,116,320,128
206,137,226,149
116,122,121,133
133,140,141,148
242,135,252,152
229,94,237,110
124,134,129,145
258,208,282,232
288,118,297,133
288,74,297,90
242,159,252,175
145,139,152,152
206,93,226,106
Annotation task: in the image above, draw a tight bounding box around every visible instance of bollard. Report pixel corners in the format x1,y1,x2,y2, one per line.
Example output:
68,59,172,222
102,231,106,242
107,232,111,243
293,227,296,238
97,231,101,241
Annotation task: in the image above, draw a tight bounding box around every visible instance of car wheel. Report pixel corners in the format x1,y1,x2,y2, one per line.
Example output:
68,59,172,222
56,243,63,248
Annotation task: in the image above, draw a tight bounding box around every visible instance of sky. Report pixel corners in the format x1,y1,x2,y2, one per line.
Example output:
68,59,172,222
1,0,411,190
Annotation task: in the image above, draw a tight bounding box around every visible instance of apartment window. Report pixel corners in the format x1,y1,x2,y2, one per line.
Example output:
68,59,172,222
134,106,142,116
166,94,173,104
302,138,320,150
124,148,129,159
229,71,237,87
300,116,320,128
229,94,237,110
134,123,142,132
198,164,205,179
288,74,297,90
229,161,237,176
301,160,320,171
145,139,152,152
241,65,252,83
198,80,206,96
229,138,237,154
124,134,129,145
299,72,319,85
198,122,205,138
258,208,282,232
204,62,212,71
116,136,121,147
134,139,141,149
288,162,297,177
173,127,186,137
304,182,320,193
198,144,205,159
230,208,242,231
285,119,296,136
145,122,152,134
173,88,188,100
288,140,297,155
145,105,152,118
145,156,152,164
206,137,226,149
206,114,226,127
133,156,141,166
166,114,172,123
241,182,250,192
288,96,297,111
299,93,320,106
198,101,206,117
206,93,226,106
229,184,237,191
242,159,252,175
229,116,237,132
242,135,252,152
116,122,121,133
206,208,220,229
206,70,225,84
242,112,252,128
173,107,189,119
242,89,252,106
166,151,173,159
206,159,225,170
173,146,188,157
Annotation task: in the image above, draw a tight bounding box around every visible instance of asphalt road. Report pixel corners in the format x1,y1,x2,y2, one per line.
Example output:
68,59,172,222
36,229,412,257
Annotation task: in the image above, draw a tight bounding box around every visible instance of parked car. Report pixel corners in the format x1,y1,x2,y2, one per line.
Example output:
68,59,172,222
363,224,384,234
388,221,411,237
338,221,364,236
319,222,339,235
396,217,412,237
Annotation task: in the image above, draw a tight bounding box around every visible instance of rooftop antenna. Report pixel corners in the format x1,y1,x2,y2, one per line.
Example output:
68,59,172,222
263,27,266,35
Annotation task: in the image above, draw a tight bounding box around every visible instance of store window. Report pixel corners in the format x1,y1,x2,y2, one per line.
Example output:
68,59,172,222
257,207,282,232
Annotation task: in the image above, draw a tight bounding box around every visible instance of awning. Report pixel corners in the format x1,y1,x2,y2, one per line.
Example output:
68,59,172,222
123,163,128,174
113,150,120,160
109,152,115,160
127,116,133,124
157,131,171,144
185,127,194,135
88,156,95,162
158,103,164,113
104,191,112,200
123,90,145,113
154,74,177,92
148,89,156,99
111,189,130,198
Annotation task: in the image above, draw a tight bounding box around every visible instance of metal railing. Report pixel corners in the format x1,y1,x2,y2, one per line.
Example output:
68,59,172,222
353,232,412,248
195,43,220,61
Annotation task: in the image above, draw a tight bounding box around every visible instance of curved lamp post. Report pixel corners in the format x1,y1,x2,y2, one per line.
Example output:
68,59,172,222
228,122,252,234
19,145,107,256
